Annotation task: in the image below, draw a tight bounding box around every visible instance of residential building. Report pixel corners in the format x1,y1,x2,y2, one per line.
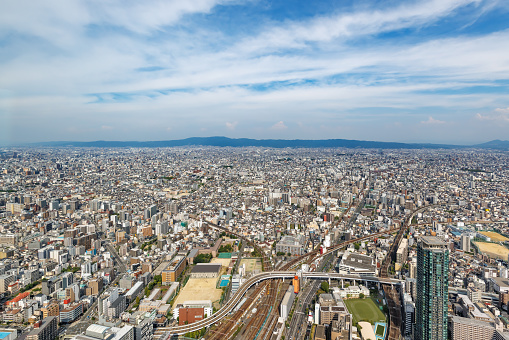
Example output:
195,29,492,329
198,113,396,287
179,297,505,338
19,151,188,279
415,236,449,340
26,316,58,340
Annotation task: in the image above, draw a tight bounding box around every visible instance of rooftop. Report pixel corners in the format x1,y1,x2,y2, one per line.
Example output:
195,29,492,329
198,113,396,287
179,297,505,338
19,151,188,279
420,236,447,247
191,263,222,274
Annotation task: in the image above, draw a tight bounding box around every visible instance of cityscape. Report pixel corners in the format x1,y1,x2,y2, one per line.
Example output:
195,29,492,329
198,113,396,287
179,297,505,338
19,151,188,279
0,146,508,340
1,1,509,340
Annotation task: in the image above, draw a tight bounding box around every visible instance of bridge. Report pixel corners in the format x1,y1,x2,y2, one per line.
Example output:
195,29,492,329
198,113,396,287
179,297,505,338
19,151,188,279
154,271,401,336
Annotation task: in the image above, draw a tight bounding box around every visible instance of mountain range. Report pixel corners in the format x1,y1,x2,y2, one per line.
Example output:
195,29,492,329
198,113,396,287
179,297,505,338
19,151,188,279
28,137,509,150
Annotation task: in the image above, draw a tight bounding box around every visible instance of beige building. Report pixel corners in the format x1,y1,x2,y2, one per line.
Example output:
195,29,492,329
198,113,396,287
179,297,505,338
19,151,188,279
41,302,60,320
162,255,187,284
450,315,497,340
0,274,15,293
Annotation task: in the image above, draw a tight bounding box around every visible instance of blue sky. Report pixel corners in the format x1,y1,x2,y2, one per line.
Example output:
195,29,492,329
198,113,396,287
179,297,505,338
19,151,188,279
1,0,509,144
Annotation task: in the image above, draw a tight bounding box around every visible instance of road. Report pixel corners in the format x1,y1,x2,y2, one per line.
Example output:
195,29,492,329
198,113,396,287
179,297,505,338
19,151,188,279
66,241,128,336
286,280,319,340
286,253,335,340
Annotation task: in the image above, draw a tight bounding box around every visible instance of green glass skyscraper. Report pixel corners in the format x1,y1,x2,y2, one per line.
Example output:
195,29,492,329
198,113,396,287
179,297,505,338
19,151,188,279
416,236,449,340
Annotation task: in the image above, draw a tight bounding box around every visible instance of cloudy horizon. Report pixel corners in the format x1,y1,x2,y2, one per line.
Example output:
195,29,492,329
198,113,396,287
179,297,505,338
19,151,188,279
1,0,509,145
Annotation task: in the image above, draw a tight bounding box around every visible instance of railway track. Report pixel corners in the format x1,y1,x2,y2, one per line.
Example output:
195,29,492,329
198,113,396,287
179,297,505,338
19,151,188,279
241,281,276,339
379,205,437,340
205,282,268,340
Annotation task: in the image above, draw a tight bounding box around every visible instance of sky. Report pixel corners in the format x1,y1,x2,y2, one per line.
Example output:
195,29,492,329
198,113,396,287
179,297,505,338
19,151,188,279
1,0,509,145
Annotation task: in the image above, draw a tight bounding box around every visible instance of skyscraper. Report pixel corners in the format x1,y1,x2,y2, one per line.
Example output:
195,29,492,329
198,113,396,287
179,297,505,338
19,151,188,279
416,236,449,340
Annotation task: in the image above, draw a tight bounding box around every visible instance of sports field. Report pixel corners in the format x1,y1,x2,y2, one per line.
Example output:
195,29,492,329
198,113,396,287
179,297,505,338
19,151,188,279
240,258,262,273
211,257,231,269
479,231,509,242
172,278,223,308
344,298,385,325
474,241,509,260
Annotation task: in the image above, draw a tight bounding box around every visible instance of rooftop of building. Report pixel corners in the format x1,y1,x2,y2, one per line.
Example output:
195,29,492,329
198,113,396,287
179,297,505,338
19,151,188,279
341,252,376,270
420,236,447,247
190,263,221,273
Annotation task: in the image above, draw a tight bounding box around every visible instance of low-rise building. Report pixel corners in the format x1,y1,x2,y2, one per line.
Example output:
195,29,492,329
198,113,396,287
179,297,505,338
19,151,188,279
190,263,221,278
337,251,377,277
60,303,83,324
276,235,306,256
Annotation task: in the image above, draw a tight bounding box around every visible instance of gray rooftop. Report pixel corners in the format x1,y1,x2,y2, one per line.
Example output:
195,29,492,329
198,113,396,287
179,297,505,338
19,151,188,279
342,253,376,270
191,263,222,273
420,236,447,247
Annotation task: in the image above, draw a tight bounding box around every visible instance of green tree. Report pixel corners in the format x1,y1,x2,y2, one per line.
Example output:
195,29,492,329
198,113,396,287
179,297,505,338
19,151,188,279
320,281,329,293
359,293,365,299
194,253,212,264
218,244,233,253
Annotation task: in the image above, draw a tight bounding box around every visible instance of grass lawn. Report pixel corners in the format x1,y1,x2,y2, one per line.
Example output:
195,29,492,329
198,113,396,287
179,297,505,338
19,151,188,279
344,298,386,325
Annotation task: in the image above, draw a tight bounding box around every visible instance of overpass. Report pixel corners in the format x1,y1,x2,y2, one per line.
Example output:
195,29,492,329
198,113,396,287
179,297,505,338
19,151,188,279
152,216,406,337
154,271,401,336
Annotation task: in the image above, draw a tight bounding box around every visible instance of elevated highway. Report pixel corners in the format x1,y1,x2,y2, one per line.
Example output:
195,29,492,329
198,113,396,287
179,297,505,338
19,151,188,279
155,271,401,336
166,203,463,338
156,214,405,337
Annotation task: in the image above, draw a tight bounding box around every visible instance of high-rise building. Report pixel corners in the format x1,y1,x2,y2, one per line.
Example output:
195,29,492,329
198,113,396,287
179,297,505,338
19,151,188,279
461,235,471,252
416,236,449,340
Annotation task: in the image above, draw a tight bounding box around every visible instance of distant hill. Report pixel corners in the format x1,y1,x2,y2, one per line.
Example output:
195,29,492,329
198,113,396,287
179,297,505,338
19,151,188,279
32,136,463,149
27,137,509,150
473,140,509,150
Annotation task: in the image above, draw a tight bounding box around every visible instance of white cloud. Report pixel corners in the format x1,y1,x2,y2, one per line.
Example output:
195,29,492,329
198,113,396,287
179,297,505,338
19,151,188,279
271,121,288,130
495,107,509,113
234,0,485,54
0,0,508,144
421,116,446,125
0,0,229,43
475,107,509,122
225,121,238,130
